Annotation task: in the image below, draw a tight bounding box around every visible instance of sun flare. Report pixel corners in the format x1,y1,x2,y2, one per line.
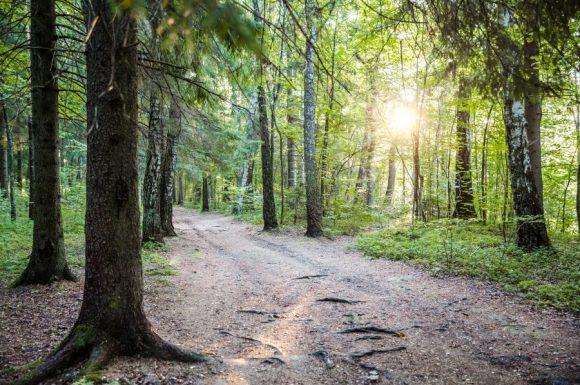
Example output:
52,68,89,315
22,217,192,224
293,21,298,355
389,104,417,135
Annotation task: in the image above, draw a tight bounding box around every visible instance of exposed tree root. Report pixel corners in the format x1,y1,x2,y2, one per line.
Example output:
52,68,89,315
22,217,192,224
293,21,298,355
339,326,405,337
350,347,406,359
317,297,363,304
3,326,206,385
294,274,327,280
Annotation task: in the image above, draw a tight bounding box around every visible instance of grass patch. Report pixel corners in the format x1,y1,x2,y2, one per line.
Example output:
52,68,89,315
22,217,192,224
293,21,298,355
1,186,176,286
356,220,580,312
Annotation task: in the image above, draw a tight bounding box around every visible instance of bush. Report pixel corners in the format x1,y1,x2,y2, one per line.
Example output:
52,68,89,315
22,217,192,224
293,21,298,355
356,220,580,312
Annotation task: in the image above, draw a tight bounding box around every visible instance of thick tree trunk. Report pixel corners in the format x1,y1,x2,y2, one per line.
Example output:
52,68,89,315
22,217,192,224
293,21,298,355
258,85,278,230
27,118,34,219
501,7,549,250
7,5,204,384
202,176,210,212
523,24,543,207
303,0,322,237
15,0,73,285
453,78,476,218
385,144,396,205
142,93,163,243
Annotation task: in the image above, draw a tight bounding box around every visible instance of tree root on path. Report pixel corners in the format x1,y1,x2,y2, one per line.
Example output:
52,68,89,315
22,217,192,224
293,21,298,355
339,326,405,337
2,324,207,385
317,297,364,304
350,347,406,359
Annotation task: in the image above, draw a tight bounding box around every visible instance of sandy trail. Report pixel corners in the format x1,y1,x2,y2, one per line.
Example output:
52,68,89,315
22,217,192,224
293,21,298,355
1,207,578,384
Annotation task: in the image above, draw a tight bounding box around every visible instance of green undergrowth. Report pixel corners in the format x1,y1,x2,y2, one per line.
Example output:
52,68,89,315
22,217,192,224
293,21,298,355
1,186,176,286
356,220,580,312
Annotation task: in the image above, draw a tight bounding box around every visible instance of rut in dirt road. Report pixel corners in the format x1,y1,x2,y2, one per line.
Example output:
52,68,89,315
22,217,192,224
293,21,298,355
139,207,579,385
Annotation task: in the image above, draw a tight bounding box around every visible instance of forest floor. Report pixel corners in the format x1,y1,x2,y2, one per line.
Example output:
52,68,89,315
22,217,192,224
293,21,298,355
0,207,579,385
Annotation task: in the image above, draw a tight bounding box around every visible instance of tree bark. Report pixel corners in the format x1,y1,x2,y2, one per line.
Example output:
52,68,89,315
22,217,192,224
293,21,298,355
501,7,549,250
27,118,34,219
15,0,73,285
16,142,23,190
160,102,180,237
303,0,323,237
384,144,396,205
177,172,184,205
453,78,476,218
4,106,16,220
202,176,210,212
0,101,7,198
142,93,164,243
258,85,278,230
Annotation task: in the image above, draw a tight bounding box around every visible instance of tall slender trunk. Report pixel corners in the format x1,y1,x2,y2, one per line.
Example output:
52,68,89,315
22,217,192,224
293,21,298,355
0,102,7,198
364,84,376,208
500,7,549,249
412,129,423,221
142,93,163,243
480,103,494,223
202,176,209,212
287,138,296,187
385,144,397,205
453,78,476,218
27,118,34,219
303,0,322,237
16,143,23,190
258,85,278,230
160,102,180,237
177,172,184,205
16,0,73,285
4,106,16,220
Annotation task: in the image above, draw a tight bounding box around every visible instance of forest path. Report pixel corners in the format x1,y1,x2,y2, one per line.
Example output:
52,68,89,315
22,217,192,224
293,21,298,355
121,207,578,385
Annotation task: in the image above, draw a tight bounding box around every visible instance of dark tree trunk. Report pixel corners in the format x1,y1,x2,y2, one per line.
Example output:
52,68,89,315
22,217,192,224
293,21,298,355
303,0,322,237
15,0,73,285
385,144,396,205
0,102,6,198
160,102,180,237
258,85,278,230
4,106,16,220
501,7,549,250
177,172,184,205
16,144,23,190
27,118,34,219
160,133,176,236
453,78,476,219
142,93,163,243
523,19,543,207
202,176,210,212
412,129,424,221
8,4,204,384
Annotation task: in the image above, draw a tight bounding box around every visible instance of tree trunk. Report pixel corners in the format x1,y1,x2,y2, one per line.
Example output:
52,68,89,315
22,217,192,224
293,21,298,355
8,5,205,383
15,0,73,285
4,106,16,220
258,85,278,230
453,78,476,218
364,87,376,208
202,176,210,212
160,102,180,237
501,7,549,250
287,138,296,187
142,93,163,243
523,7,543,207
303,0,323,237
412,129,423,221
16,144,23,190
27,118,34,219
385,144,396,205
178,172,184,205
0,101,7,198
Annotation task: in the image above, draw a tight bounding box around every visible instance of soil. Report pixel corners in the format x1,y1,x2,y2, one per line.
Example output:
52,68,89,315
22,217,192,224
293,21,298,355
1,207,578,384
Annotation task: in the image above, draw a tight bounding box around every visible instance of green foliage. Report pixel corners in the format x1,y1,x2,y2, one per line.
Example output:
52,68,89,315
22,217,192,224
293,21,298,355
0,184,176,286
357,220,580,312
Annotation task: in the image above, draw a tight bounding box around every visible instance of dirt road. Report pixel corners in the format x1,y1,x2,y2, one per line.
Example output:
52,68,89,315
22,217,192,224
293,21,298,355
1,207,578,384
